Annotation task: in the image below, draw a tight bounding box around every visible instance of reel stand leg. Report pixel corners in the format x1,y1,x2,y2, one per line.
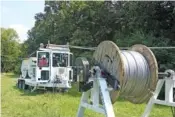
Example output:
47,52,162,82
142,80,164,117
77,78,115,117
142,70,175,117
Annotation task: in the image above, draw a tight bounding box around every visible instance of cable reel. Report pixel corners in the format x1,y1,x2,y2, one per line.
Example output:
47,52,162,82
76,41,174,117
75,41,158,104
93,41,158,104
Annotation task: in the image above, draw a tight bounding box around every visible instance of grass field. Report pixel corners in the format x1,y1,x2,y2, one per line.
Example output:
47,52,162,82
1,73,173,117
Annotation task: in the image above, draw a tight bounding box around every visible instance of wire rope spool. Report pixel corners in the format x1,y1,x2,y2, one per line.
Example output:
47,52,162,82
75,57,90,82
93,41,158,104
75,57,90,92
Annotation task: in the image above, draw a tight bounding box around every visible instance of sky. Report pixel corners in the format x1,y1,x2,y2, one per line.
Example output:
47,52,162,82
1,0,45,43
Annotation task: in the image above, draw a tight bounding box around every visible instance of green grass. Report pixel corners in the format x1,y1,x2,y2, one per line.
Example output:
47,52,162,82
1,73,173,117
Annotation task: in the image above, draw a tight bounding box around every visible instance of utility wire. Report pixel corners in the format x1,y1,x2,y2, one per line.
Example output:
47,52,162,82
149,47,175,49
67,45,175,50
1,45,175,58
69,45,96,50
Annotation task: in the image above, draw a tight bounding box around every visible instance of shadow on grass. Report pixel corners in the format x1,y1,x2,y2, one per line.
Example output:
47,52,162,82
13,85,45,96
116,97,127,102
12,82,82,97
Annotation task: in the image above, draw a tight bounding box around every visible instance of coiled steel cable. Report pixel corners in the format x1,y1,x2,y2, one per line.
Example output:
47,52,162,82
120,51,151,102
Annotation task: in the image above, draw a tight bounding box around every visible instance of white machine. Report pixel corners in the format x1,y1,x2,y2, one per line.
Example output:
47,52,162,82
17,43,73,92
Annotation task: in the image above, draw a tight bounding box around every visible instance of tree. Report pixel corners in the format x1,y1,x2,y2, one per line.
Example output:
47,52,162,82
24,1,175,70
1,28,21,72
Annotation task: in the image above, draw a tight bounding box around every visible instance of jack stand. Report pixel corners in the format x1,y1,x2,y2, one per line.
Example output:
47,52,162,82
142,70,175,117
77,67,115,117
31,85,37,92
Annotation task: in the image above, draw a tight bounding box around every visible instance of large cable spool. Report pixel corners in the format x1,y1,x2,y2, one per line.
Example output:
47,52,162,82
75,57,90,92
93,41,158,104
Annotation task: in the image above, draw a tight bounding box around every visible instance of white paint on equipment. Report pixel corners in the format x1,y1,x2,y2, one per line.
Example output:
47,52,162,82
142,70,175,117
17,42,74,92
77,66,115,117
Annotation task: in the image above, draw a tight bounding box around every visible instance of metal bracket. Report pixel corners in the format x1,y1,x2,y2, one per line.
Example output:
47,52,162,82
142,69,175,117
80,81,93,92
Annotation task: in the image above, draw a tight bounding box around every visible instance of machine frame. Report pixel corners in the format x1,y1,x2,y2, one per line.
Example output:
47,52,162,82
17,43,74,92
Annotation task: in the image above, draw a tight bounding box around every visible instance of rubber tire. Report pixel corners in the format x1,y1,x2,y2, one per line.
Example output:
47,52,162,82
21,80,28,90
18,80,22,89
21,81,25,90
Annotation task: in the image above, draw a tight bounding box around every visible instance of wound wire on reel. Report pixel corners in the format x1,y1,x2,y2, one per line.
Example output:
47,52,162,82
120,51,151,103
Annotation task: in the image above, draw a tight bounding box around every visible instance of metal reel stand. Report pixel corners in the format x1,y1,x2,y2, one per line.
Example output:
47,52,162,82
77,68,175,117
142,69,175,117
77,66,116,117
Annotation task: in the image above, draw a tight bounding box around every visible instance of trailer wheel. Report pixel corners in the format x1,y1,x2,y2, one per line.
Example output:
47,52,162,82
21,80,28,90
21,81,25,90
18,80,22,89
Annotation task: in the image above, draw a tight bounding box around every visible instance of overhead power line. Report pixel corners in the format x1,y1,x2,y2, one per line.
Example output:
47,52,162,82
69,45,96,50
69,45,131,50
68,45,175,50
149,47,175,49
1,46,174,58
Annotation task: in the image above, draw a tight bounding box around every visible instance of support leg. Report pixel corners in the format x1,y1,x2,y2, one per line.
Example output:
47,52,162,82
165,79,174,103
31,85,37,92
142,80,165,117
77,90,91,117
98,78,115,117
76,78,115,117
92,79,99,106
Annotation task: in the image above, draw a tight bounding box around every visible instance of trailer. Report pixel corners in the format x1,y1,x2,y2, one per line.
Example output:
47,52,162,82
17,43,73,92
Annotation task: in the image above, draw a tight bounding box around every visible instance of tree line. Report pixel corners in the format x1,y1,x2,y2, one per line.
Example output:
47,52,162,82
1,1,175,73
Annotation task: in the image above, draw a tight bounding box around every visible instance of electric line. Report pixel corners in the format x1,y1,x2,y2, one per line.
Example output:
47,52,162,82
149,47,175,49
1,45,175,58
67,45,175,50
